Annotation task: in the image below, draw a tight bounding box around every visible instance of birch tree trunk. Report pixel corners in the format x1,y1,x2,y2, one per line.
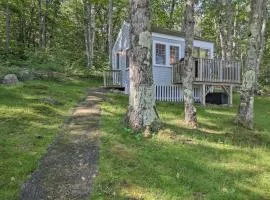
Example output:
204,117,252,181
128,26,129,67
169,0,176,29
84,1,95,68
235,0,267,129
226,0,233,59
232,3,239,58
90,5,95,68
84,21,90,68
183,0,197,126
39,0,46,48
5,4,11,52
87,4,92,67
216,0,234,60
126,0,160,134
256,3,268,77
108,0,113,67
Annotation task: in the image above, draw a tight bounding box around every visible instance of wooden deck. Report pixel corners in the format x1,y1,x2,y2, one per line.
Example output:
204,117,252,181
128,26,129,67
103,58,241,106
172,58,241,85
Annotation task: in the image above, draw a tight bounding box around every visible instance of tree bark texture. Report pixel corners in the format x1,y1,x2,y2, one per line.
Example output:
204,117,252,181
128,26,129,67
183,0,197,126
236,0,267,129
169,0,176,29
39,0,46,48
84,1,95,68
108,0,113,68
5,4,11,52
126,0,159,133
256,1,268,76
216,0,234,60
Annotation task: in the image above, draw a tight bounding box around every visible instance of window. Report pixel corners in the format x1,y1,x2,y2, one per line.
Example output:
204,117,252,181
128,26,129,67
192,47,200,58
155,43,166,65
126,54,129,68
116,53,120,69
192,47,210,58
200,48,210,58
170,46,179,64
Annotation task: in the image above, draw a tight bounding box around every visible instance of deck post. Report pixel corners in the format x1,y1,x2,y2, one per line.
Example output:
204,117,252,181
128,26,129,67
202,84,206,106
103,72,106,87
219,60,223,82
229,85,233,106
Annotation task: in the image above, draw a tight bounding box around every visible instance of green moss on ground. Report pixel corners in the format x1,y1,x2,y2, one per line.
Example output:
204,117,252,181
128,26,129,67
92,93,270,200
0,77,101,200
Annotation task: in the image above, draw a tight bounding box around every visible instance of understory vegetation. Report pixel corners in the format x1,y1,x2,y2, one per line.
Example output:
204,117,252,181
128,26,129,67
92,93,270,200
0,77,101,200
0,0,270,199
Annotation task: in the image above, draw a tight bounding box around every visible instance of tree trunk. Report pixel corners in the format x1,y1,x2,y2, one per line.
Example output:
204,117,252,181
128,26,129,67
39,0,46,48
256,3,268,77
84,1,94,68
232,3,239,58
235,0,267,129
226,0,233,59
108,0,113,68
90,5,96,68
183,0,197,126
126,0,160,134
216,0,234,60
87,4,92,67
169,0,176,29
84,25,90,67
5,4,11,52
218,27,226,59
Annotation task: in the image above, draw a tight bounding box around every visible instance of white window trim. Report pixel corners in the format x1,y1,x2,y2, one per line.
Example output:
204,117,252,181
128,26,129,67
113,52,117,69
193,41,214,58
200,47,211,58
193,46,212,59
152,32,185,42
169,45,181,65
153,41,181,67
153,41,167,67
116,53,120,69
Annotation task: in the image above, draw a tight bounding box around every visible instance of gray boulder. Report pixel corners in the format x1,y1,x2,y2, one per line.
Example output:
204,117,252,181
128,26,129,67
40,97,62,105
2,74,19,85
19,69,34,81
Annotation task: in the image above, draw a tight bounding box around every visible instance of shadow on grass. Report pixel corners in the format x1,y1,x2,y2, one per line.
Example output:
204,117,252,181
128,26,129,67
0,78,100,200
92,92,270,200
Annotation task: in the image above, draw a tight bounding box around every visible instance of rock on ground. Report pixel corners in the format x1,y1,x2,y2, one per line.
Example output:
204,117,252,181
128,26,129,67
40,97,62,105
2,74,19,85
18,68,34,81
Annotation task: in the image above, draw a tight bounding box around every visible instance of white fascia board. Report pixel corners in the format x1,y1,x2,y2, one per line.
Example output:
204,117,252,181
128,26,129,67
152,32,185,42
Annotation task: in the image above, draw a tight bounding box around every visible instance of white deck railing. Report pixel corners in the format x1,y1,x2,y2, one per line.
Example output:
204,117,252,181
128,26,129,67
155,85,201,102
103,70,122,87
172,58,241,84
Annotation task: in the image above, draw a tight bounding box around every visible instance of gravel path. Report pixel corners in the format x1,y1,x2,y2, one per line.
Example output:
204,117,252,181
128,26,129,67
20,88,105,200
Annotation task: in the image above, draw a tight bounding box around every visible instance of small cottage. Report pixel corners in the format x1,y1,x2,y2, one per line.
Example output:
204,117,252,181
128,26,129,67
104,22,241,105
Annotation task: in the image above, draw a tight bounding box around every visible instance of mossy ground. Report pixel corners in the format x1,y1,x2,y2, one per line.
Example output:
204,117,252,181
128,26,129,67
92,93,270,200
0,77,101,200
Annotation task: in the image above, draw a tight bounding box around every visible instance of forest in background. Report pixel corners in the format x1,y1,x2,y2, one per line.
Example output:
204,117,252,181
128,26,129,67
0,0,269,85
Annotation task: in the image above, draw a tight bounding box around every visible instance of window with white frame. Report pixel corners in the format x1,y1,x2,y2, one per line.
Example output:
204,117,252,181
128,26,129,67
126,54,129,68
193,47,210,58
200,48,210,58
116,53,120,69
170,46,180,64
155,43,166,65
193,47,200,58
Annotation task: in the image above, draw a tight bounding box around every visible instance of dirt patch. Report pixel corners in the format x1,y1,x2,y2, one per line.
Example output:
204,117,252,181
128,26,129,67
20,88,106,200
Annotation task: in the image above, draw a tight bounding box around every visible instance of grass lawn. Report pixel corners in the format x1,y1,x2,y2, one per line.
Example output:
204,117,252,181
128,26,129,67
92,93,270,200
0,77,101,200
